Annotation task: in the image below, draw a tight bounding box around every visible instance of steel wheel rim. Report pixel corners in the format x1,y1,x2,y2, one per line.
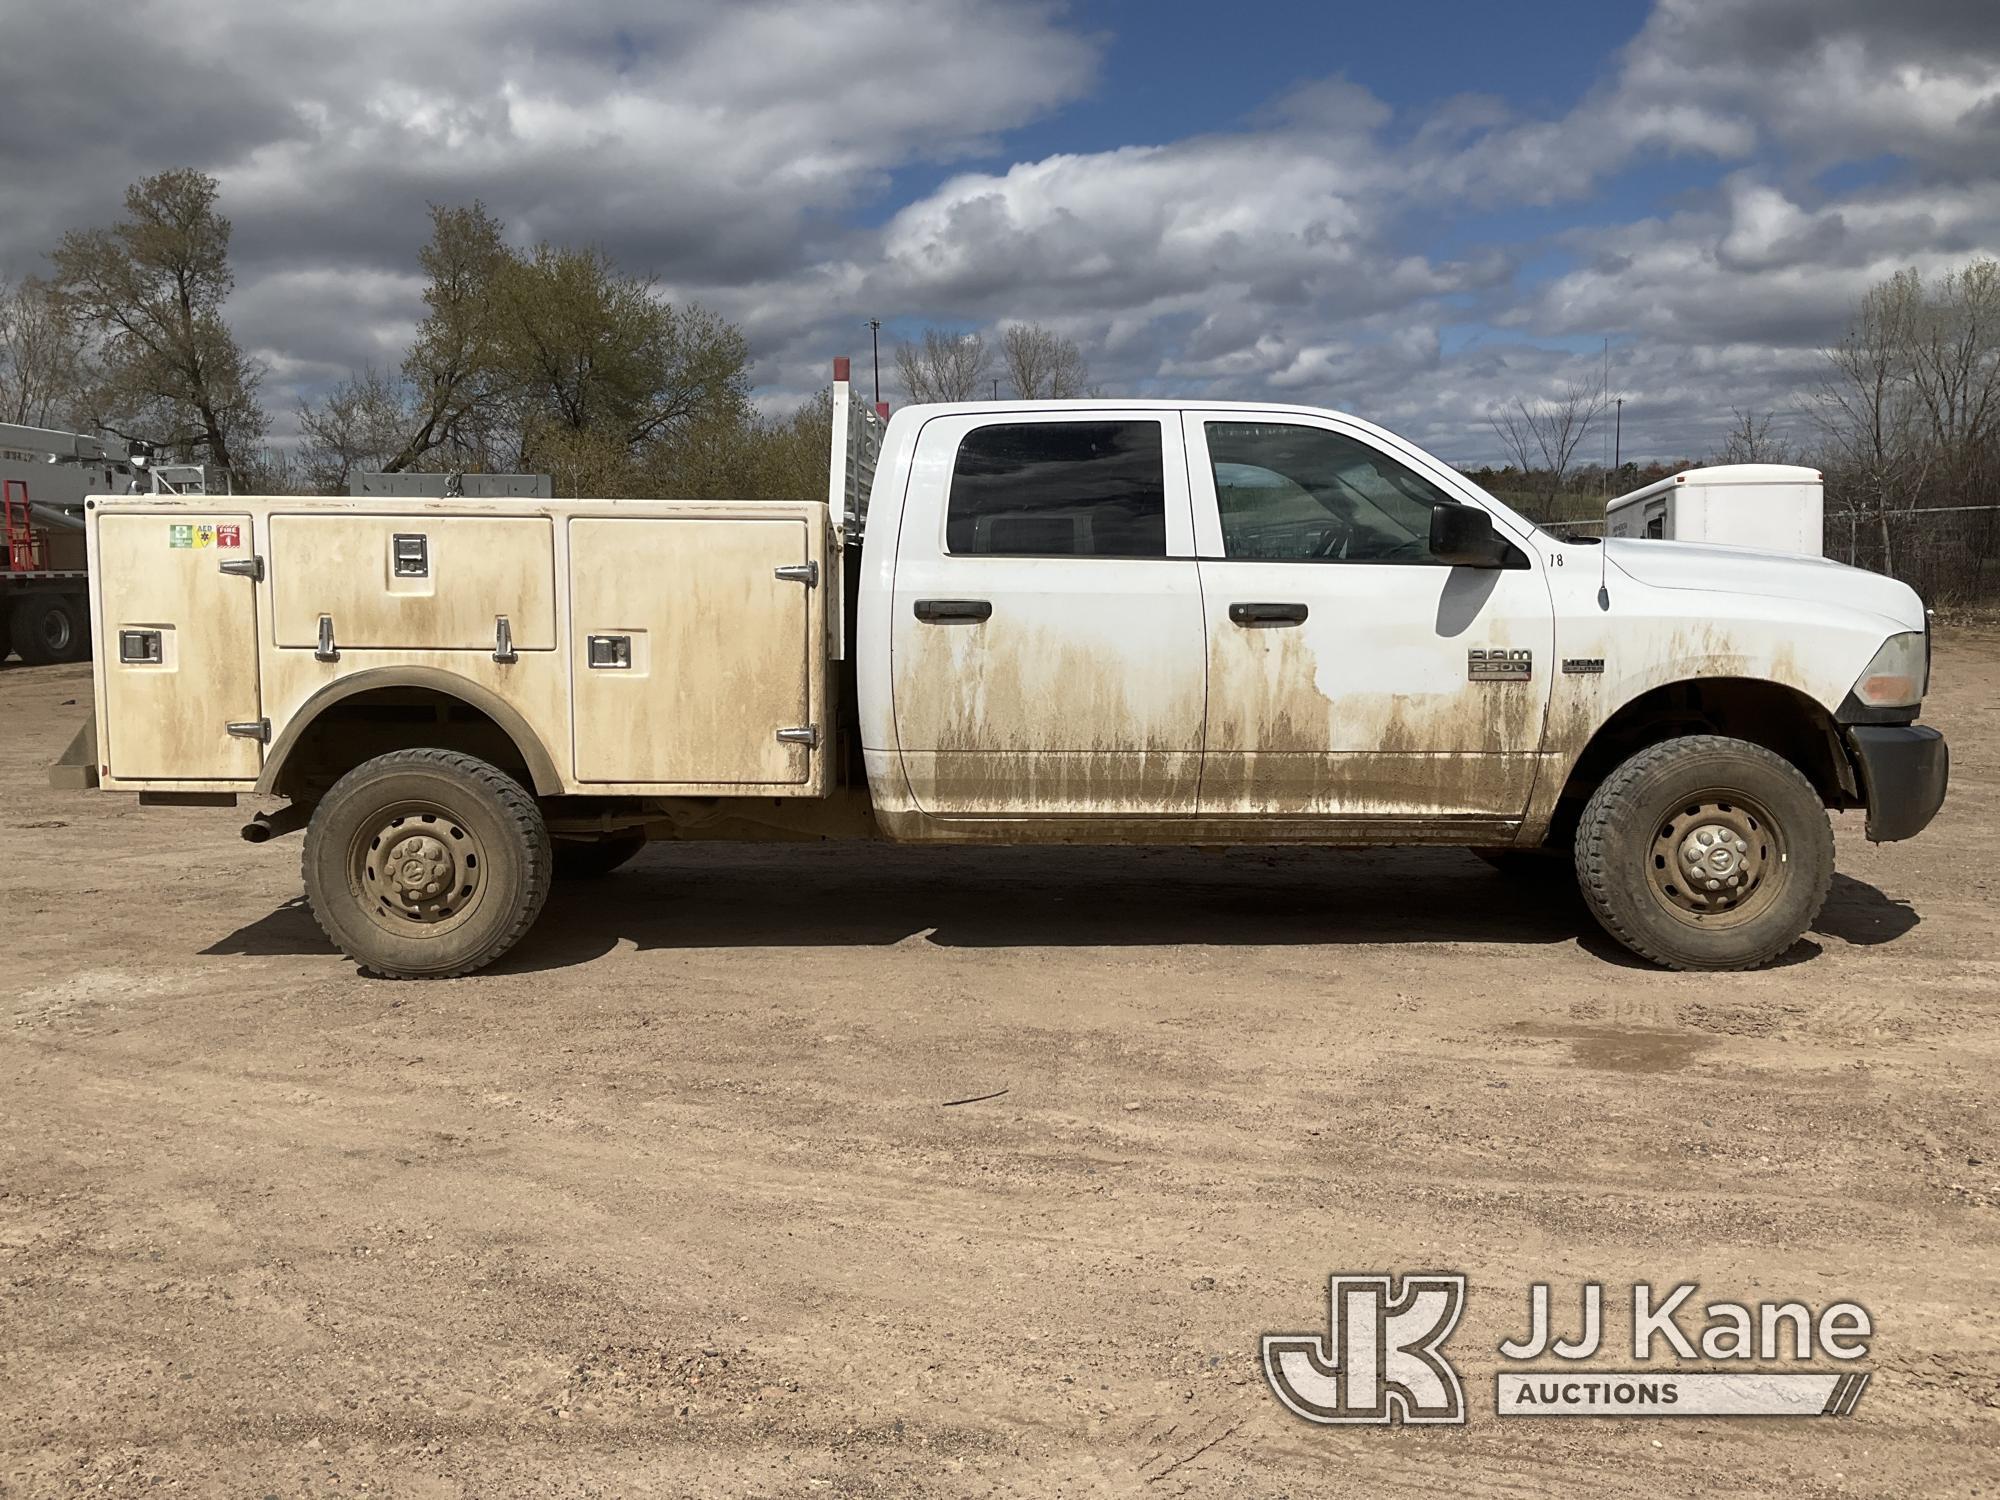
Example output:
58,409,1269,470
39,607,71,652
1645,791,1785,930
349,800,487,938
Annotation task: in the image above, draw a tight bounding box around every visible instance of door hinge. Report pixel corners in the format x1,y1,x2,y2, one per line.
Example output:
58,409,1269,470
775,725,820,748
315,614,339,663
219,555,264,581
226,718,271,743
774,561,819,587
492,615,517,664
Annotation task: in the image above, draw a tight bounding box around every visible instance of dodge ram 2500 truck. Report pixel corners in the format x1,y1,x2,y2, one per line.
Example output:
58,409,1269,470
58,365,1948,977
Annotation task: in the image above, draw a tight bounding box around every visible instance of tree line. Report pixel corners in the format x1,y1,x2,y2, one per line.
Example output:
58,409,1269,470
2,168,1994,604
0,167,1098,501
1476,259,2000,604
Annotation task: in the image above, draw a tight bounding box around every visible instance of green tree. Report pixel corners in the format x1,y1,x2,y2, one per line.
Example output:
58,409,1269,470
498,244,750,460
52,167,264,467
386,202,511,472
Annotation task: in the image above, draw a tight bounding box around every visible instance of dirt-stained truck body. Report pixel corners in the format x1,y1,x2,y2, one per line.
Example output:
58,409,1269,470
64,371,1948,976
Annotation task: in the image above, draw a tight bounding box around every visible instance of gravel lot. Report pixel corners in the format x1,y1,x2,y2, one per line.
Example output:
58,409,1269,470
3,633,1996,1497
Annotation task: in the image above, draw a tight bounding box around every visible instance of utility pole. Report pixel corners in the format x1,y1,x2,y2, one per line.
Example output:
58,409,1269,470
1614,398,1623,471
866,319,881,407
992,378,1000,400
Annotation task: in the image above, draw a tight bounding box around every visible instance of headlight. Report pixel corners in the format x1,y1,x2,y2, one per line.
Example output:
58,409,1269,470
1851,631,1928,708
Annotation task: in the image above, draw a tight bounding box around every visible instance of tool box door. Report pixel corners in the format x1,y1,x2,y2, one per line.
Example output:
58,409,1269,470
569,516,813,784
96,513,263,779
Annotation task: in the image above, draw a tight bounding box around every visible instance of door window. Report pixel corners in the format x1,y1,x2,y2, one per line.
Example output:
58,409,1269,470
946,420,1166,557
1205,422,1452,563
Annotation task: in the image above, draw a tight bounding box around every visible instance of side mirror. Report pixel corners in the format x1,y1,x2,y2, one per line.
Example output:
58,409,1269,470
1429,502,1509,568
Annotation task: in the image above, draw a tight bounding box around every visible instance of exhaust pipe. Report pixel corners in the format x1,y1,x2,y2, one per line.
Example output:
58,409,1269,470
241,803,309,843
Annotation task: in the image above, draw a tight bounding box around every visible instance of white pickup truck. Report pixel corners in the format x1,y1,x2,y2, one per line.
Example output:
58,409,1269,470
59,366,1947,977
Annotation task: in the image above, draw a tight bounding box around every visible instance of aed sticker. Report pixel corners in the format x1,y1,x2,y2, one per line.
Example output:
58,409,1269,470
168,522,236,548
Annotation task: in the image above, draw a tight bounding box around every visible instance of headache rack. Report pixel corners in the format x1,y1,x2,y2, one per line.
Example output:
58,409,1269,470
827,358,885,544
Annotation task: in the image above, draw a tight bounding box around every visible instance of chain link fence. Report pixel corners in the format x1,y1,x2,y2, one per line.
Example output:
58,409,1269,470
1826,505,2000,610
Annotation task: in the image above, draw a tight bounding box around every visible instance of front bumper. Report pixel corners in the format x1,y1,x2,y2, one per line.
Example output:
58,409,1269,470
1844,725,1948,843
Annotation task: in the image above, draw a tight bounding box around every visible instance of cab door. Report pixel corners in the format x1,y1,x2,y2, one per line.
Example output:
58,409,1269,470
1186,413,1553,820
889,411,1206,817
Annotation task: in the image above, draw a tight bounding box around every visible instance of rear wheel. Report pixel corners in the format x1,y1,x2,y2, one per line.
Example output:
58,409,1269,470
10,593,90,665
1575,734,1832,971
553,831,648,879
302,749,551,979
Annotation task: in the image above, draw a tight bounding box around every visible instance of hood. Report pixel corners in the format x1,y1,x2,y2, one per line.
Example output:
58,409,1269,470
1602,538,1925,630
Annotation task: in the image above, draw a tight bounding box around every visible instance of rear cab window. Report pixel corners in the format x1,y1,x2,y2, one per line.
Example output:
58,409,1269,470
946,421,1166,558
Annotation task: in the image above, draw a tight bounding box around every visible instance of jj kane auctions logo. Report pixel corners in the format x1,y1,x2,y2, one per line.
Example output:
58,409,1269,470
1263,1274,1873,1424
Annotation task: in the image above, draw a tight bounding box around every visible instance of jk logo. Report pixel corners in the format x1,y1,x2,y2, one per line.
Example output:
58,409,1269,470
1262,1273,1467,1425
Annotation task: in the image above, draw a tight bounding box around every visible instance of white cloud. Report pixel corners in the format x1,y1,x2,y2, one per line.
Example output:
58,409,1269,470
3,0,1996,462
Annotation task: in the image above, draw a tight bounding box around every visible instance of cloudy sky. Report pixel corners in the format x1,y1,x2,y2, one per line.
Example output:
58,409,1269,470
4,0,1997,462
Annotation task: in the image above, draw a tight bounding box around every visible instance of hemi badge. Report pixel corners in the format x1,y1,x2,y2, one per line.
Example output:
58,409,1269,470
1563,658,1606,675
1468,648,1532,682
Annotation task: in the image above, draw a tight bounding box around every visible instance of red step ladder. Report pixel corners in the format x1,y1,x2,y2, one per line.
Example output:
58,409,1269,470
3,480,47,572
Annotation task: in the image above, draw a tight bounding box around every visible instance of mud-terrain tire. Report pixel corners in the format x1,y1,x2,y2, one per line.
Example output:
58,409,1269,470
553,831,647,879
303,749,551,979
1575,734,1832,971
10,593,90,665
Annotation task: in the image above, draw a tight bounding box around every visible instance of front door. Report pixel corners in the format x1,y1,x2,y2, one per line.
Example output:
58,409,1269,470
1186,414,1553,820
889,411,1206,817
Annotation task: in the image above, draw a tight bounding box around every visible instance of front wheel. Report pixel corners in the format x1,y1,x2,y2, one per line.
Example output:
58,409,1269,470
1575,735,1833,971
302,749,552,979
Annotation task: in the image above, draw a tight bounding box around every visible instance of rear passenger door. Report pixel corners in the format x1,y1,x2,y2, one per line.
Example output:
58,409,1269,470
889,412,1206,818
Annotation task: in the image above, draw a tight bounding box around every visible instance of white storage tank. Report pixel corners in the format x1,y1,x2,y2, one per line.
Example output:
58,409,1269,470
1604,464,1823,556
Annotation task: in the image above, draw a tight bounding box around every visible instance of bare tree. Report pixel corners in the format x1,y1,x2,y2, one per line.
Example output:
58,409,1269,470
1001,322,1089,399
1486,380,1608,502
1810,270,1928,573
895,327,991,403
297,367,416,491
0,274,94,428
1712,407,1794,465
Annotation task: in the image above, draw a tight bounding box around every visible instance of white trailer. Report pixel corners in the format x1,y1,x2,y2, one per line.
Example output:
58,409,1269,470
1604,464,1823,555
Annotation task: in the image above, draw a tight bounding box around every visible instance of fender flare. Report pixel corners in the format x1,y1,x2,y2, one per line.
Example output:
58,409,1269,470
256,666,565,797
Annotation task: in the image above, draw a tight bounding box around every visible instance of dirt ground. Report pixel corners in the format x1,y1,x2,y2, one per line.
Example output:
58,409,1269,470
2,635,1996,1499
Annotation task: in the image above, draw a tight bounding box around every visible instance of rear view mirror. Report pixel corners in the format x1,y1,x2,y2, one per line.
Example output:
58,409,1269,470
1430,502,1509,568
